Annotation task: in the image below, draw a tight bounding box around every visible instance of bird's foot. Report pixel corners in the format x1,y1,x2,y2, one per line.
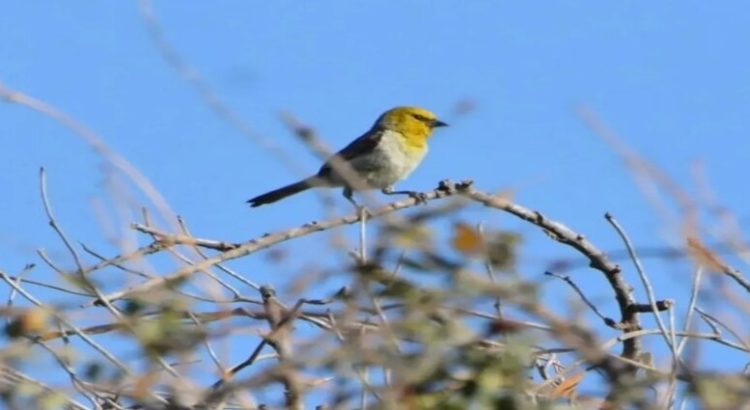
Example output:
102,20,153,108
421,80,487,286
381,187,429,204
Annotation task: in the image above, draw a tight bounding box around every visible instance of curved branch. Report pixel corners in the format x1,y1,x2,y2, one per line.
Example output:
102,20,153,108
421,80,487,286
459,186,643,371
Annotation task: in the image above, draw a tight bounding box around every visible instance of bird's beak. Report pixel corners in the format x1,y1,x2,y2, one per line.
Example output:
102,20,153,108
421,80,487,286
432,119,449,128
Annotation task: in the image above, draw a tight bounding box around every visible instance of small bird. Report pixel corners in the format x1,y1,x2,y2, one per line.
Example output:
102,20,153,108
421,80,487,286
247,106,448,208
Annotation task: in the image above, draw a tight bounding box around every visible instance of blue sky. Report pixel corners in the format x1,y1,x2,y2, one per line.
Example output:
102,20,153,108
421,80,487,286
1,1,749,405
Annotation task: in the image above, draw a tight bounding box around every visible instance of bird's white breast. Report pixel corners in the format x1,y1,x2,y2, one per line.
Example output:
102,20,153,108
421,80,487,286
351,129,427,189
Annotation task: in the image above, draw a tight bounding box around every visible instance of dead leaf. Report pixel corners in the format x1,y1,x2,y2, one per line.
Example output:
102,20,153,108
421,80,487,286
452,222,484,255
687,236,728,272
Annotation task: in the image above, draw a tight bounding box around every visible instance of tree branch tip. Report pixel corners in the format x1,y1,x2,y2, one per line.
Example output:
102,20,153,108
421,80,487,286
259,285,276,295
629,300,673,313
657,299,675,310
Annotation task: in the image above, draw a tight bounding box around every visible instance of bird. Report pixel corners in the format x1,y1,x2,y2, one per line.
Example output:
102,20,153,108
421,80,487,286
247,106,448,208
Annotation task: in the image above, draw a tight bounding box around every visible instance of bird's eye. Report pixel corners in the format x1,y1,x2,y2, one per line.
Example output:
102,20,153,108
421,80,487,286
412,114,429,122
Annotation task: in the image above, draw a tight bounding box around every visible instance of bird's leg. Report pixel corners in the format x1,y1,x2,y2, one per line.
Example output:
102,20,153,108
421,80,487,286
342,187,368,215
381,186,428,204
342,186,358,207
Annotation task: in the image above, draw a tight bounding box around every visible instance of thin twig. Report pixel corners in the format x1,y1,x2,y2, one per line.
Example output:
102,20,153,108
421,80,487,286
676,266,703,356
137,0,297,171
695,307,750,350
605,213,677,357
545,270,615,327
39,167,122,319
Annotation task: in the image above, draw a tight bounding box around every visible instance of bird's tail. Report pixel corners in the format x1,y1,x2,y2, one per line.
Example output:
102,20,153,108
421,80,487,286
247,177,322,207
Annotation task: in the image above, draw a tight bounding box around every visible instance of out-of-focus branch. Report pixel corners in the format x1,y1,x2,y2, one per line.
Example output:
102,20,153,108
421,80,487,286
688,237,750,294
0,271,132,374
88,179,471,306
259,287,304,410
0,365,90,410
137,0,301,175
578,106,698,235
133,224,240,251
0,80,177,228
94,180,647,369
2,170,748,407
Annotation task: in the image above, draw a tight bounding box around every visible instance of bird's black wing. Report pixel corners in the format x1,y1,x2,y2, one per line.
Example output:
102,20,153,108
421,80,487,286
316,128,385,178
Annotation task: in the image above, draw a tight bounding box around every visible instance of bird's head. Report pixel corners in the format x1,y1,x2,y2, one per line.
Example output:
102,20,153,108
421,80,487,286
374,106,448,144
